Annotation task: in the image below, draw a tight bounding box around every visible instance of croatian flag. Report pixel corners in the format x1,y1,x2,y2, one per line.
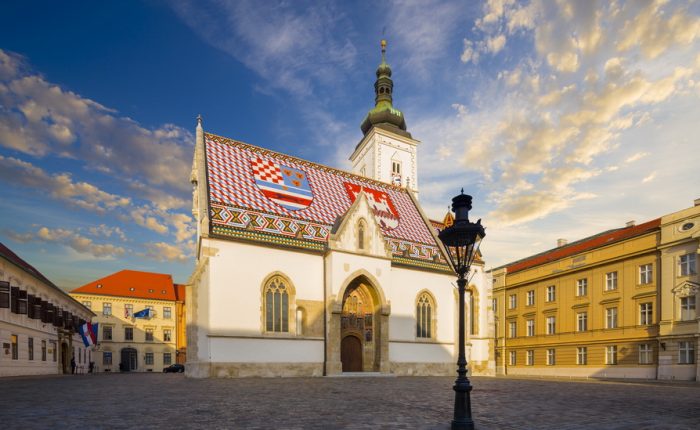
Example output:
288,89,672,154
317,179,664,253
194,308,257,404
133,308,153,319
79,322,98,347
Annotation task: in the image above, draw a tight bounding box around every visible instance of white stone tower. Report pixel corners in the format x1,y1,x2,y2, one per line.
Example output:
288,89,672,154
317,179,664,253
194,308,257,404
349,40,420,198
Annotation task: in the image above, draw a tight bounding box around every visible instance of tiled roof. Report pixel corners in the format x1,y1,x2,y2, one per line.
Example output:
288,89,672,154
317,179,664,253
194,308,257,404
204,133,450,272
71,270,178,301
174,284,186,302
504,218,661,274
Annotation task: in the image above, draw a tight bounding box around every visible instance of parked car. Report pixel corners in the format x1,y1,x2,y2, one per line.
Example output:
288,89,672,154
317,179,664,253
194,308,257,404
163,364,185,373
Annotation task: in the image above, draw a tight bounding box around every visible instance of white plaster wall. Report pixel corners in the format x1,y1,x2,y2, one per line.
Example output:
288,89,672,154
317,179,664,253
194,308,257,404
326,252,392,304
206,238,324,335
192,257,210,363
387,267,455,344
210,337,323,363
376,135,417,191
389,341,453,363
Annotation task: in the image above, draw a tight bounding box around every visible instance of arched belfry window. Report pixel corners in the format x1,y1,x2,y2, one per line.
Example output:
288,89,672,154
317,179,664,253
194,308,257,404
416,292,436,338
264,276,289,332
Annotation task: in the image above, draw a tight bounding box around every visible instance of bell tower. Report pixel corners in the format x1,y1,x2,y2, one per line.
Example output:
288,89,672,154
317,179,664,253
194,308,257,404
349,40,420,197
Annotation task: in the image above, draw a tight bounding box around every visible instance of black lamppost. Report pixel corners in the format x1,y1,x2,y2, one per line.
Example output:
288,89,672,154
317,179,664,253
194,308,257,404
438,189,485,430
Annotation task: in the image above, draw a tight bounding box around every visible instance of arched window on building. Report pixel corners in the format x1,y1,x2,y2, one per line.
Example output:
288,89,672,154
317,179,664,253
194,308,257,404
416,292,436,339
264,276,290,332
467,287,479,336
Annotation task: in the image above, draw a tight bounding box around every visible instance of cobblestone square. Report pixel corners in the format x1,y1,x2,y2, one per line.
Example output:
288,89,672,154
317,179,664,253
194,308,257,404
2,374,699,429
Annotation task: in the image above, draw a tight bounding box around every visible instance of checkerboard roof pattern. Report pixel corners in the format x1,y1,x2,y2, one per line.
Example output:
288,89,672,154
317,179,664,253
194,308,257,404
205,133,440,248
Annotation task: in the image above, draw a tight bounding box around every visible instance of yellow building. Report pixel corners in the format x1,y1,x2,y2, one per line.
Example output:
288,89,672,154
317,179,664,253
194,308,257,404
492,219,661,379
658,199,700,380
70,270,186,372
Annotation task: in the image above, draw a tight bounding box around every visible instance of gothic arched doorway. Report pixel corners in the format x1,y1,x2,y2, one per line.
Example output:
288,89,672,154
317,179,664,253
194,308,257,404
339,279,382,372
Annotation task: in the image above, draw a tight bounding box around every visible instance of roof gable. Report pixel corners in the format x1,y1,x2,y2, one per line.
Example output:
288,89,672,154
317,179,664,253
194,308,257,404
204,133,449,271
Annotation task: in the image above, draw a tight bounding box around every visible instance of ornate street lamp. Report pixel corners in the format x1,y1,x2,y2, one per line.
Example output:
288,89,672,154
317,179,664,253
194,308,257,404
438,189,485,430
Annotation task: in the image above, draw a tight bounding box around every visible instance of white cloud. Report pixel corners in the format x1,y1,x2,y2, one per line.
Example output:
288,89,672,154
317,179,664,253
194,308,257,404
642,172,656,183
143,242,191,263
15,226,126,259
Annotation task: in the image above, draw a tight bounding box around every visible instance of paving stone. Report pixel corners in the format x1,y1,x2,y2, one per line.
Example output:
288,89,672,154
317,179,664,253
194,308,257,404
0,374,699,429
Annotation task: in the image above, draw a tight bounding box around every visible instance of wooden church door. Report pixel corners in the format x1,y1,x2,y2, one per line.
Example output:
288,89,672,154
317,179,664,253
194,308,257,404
341,335,363,372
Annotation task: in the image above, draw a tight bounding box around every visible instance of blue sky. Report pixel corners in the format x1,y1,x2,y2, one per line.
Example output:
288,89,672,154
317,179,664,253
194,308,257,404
1,0,699,290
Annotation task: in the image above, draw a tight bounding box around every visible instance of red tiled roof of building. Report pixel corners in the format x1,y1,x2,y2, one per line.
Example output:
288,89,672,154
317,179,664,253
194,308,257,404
174,284,186,302
505,218,661,274
71,270,177,301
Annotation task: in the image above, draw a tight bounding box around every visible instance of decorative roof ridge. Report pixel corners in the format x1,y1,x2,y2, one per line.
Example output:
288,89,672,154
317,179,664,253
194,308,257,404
204,132,408,193
495,218,661,274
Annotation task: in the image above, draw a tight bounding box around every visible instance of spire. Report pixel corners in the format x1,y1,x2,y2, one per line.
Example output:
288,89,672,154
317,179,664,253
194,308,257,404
360,40,410,138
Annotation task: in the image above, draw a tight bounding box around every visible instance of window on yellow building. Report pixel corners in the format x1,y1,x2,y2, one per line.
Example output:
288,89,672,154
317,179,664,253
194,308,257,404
639,303,652,325
577,347,587,365
526,319,534,337
606,345,617,365
102,302,112,316
124,327,133,341
163,352,172,365
606,307,618,329
145,328,154,342
576,279,587,296
605,271,618,291
508,294,517,309
163,329,172,342
103,351,112,366
124,304,133,318
163,307,172,319
11,334,18,360
526,290,534,306
546,286,556,302
526,350,534,366
103,326,113,341
145,352,154,365
509,321,517,338
639,344,653,364
577,312,588,332
509,350,516,366
679,341,695,364
546,316,556,335
546,349,555,365
679,253,697,276
82,301,91,309
639,264,653,284
680,296,695,321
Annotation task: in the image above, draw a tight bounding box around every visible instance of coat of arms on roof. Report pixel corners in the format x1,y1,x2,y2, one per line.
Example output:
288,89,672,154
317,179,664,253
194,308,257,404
250,157,314,211
344,182,399,230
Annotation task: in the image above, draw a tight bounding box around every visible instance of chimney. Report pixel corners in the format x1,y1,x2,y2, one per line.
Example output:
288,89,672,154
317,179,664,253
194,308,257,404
626,220,636,228
557,238,568,247
694,198,700,207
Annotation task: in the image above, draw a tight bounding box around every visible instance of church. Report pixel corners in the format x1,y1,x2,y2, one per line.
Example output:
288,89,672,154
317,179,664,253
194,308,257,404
186,42,494,377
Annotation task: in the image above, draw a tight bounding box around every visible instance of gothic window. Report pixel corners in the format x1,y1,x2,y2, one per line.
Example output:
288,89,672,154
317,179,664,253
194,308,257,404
264,276,290,333
416,292,435,339
358,220,367,250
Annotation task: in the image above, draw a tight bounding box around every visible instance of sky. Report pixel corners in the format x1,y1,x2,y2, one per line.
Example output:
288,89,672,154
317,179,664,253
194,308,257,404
0,0,698,290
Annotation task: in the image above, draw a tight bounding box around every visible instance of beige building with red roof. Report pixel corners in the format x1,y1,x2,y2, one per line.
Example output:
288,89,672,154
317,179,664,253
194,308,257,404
70,270,186,372
1,242,93,377
492,198,700,381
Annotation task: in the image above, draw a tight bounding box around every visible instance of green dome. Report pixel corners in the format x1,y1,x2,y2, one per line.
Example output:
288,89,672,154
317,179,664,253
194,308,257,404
360,40,411,138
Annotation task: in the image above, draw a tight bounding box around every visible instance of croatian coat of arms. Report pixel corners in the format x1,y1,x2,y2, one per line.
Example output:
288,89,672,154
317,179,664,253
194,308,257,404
344,182,400,229
250,157,314,211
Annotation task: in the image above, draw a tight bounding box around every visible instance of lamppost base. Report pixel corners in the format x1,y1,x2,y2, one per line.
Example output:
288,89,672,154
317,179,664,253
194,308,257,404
451,419,475,430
